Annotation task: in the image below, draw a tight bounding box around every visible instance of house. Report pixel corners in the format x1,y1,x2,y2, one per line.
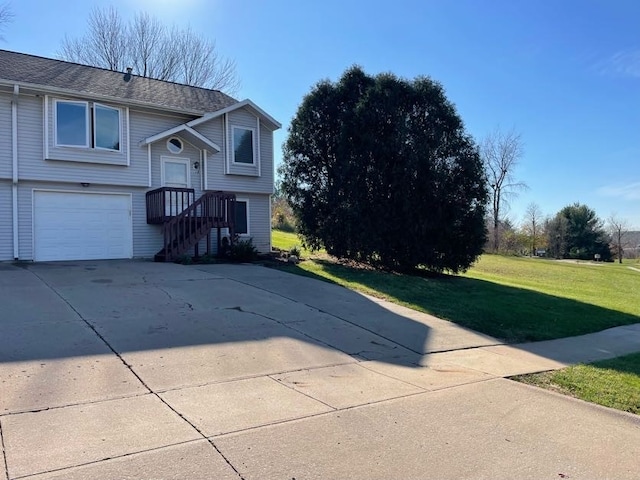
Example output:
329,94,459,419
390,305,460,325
0,49,280,262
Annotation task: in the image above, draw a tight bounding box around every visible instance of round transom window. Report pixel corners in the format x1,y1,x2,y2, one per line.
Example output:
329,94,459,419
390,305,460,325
167,137,183,154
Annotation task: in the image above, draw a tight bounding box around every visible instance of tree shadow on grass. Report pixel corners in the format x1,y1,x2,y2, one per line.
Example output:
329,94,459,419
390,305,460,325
282,259,640,344
591,352,640,376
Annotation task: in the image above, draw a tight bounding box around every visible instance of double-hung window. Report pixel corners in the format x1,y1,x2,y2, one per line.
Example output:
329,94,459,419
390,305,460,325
55,100,121,152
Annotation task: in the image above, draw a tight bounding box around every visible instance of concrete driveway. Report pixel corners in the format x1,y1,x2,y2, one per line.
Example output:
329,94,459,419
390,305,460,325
1,260,639,479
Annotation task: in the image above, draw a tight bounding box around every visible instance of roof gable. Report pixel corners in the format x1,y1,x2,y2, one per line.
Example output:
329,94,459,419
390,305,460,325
188,99,282,130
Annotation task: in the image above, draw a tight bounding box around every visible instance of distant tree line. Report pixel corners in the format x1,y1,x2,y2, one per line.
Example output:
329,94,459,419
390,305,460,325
487,203,636,263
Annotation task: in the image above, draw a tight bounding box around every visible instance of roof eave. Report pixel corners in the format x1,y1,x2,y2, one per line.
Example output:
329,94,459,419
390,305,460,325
188,99,282,130
0,78,207,116
140,124,221,152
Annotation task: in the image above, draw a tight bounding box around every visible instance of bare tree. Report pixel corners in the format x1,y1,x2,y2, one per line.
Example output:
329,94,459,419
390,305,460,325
0,2,14,41
174,26,240,93
58,6,239,94
524,202,542,256
129,12,169,80
480,128,527,252
608,214,630,264
60,6,128,71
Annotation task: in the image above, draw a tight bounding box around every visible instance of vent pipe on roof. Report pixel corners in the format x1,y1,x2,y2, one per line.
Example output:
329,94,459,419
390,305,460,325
124,67,133,82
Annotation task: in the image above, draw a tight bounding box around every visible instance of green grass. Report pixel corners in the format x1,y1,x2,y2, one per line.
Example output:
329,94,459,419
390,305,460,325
271,229,305,252
514,353,640,414
271,230,640,342
271,229,325,256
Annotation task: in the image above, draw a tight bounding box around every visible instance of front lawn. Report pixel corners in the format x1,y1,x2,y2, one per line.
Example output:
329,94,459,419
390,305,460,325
271,230,640,342
513,353,640,415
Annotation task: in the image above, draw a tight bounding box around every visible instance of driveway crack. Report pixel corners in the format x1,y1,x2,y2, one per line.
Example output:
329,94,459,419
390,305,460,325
0,419,9,480
27,270,245,480
225,276,424,356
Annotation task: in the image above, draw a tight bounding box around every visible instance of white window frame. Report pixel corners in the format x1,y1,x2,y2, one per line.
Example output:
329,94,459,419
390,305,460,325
166,137,184,154
161,156,191,188
231,126,256,166
54,99,123,153
54,99,90,148
93,103,122,152
234,197,250,236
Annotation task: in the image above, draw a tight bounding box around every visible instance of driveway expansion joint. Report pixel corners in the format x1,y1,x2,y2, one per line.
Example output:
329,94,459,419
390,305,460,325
0,392,152,418
24,269,246,480
8,439,213,480
0,420,9,480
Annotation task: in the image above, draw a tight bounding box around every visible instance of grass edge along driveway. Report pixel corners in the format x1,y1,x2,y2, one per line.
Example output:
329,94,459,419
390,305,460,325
271,230,640,343
513,352,640,415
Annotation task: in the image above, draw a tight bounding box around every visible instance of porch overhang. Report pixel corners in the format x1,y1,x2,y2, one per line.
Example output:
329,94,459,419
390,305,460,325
140,125,221,152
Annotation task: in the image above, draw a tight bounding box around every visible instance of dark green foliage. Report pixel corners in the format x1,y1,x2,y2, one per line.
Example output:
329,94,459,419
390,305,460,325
228,238,258,262
546,203,611,260
280,66,487,273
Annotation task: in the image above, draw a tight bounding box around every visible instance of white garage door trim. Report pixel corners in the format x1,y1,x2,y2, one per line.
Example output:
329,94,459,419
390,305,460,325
33,189,133,261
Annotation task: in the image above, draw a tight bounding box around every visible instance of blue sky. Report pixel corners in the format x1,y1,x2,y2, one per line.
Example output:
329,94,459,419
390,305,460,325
3,0,639,227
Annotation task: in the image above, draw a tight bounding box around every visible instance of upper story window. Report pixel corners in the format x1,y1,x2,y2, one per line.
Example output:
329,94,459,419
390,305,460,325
94,104,120,151
56,101,89,147
232,126,255,165
55,100,121,152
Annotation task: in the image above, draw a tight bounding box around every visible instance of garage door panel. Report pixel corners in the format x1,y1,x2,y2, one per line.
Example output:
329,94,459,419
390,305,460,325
34,192,133,261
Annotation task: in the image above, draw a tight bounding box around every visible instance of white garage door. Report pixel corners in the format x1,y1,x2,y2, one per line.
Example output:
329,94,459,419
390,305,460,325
34,191,133,261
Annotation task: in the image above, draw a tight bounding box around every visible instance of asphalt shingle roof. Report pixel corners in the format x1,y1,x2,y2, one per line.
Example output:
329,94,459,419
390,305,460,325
0,49,238,114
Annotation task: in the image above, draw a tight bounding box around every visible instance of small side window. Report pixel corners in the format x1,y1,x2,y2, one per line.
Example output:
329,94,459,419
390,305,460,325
167,137,183,154
235,200,248,234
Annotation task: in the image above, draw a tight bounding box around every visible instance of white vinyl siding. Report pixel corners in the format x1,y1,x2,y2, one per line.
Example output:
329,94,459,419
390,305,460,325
242,194,270,252
0,93,11,180
18,99,194,188
5,90,275,261
0,181,13,260
194,114,274,194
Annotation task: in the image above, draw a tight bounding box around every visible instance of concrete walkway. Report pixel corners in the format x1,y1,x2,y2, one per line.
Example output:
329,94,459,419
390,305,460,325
1,261,639,479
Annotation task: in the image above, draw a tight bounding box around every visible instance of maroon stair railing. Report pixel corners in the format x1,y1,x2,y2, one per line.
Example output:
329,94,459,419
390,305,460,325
145,187,196,224
146,188,236,262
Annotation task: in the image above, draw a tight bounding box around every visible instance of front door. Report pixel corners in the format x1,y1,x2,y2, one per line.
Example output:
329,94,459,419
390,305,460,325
161,157,190,216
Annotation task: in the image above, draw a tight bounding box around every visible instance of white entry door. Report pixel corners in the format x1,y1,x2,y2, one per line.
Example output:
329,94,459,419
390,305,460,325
161,157,190,216
34,191,133,261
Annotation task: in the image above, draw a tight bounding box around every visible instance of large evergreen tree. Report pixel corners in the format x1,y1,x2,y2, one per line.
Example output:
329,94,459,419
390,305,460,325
280,67,487,273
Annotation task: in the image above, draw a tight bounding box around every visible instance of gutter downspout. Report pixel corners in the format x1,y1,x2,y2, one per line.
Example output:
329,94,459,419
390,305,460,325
11,85,19,260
